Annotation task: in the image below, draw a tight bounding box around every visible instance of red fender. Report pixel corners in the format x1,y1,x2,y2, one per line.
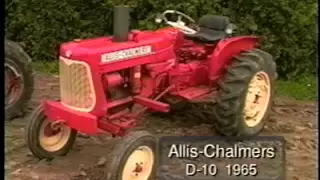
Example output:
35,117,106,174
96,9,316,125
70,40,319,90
209,36,261,81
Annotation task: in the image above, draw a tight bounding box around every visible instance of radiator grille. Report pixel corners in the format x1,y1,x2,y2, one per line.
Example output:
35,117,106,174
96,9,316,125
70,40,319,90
59,57,95,112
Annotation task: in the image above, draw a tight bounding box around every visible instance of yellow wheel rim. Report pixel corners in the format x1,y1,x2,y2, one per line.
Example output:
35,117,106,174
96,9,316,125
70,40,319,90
244,71,271,127
121,146,154,180
39,119,71,152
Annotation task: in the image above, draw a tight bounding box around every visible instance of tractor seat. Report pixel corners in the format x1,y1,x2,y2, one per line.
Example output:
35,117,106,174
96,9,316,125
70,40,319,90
185,15,231,44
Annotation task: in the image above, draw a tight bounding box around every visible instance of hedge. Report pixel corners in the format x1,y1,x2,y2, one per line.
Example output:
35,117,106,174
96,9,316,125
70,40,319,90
5,0,317,78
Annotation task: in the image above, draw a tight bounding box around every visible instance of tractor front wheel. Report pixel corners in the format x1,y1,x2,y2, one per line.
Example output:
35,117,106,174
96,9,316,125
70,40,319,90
107,130,157,180
212,49,277,136
25,105,77,159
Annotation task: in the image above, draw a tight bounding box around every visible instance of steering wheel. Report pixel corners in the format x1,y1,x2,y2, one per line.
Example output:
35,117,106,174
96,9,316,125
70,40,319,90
161,10,199,35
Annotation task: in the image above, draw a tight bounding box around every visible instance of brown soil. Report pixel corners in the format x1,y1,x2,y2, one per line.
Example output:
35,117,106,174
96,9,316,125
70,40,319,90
5,73,317,180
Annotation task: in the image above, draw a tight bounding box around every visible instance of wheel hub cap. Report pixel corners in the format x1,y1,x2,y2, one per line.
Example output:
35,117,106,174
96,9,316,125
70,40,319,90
39,119,71,152
244,71,271,127
5,62,23,108
122,146,154,180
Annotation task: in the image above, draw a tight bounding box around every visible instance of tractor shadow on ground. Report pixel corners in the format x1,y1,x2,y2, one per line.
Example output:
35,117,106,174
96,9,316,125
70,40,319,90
143,110,218,137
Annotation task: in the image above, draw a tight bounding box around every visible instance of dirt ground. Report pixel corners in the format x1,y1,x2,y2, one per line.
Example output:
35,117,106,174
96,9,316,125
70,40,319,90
5,73,318,180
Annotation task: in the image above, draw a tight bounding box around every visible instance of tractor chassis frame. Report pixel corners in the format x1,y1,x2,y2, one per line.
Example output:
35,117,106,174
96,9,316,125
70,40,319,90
43,85,199,137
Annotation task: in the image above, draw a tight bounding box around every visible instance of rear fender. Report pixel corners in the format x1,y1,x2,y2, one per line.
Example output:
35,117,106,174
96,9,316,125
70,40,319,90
208,36,261,80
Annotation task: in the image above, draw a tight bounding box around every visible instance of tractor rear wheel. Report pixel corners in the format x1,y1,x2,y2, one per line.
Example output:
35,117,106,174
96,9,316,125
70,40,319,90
5,40,34,121
212,49,277,136
107,130,157,180
25,105,77,159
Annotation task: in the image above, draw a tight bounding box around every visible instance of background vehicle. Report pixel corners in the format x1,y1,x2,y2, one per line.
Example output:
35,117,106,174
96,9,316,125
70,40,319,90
5,39,34,121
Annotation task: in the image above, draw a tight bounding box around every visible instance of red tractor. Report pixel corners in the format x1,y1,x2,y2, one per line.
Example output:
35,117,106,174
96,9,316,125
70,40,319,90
26,6,277,180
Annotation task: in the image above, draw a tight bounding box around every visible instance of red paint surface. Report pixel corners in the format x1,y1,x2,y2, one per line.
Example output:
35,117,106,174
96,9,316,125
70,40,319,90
44,27,260,136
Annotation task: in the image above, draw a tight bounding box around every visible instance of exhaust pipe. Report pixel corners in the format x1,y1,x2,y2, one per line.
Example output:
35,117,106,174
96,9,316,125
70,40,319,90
113,5,130,42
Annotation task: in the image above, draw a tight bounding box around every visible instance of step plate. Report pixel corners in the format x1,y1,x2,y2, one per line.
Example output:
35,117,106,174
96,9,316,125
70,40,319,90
177,86,211,100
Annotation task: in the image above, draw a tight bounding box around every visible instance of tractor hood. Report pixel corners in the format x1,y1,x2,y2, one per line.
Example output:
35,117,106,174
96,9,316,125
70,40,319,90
59,28,178,64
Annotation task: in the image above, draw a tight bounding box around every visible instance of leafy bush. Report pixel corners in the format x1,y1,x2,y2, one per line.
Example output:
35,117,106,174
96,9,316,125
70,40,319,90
5,0,317,78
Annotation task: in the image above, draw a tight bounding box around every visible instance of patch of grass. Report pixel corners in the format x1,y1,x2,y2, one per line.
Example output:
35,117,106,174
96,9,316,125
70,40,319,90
276,75,317,101
32,61,58,75
31,61,317,101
